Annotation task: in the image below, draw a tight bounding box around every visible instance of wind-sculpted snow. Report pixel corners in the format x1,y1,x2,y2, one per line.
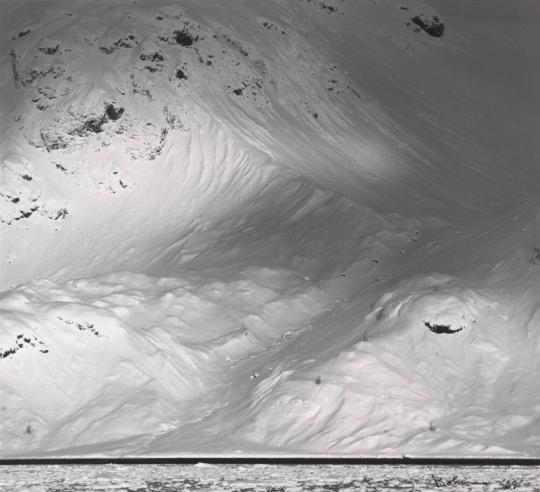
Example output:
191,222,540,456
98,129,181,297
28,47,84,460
0,0,538,456
0,267,338,454
236,205,540,456
241,275,510,453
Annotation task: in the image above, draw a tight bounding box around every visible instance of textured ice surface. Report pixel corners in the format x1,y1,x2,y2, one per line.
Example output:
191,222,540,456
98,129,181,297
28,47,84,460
1,464,540,491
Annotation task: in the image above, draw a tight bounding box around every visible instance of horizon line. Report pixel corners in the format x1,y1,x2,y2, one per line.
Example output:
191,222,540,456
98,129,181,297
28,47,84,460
1,456,539,466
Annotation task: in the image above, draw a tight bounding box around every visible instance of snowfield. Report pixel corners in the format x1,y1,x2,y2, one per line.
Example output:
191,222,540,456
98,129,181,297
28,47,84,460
0,0,539,457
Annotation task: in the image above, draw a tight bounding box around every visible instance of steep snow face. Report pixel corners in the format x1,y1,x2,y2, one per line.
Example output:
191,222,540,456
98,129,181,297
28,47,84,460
0,0,538,456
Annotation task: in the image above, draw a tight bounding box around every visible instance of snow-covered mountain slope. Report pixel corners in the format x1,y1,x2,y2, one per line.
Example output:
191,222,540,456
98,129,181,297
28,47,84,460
0,0,538,457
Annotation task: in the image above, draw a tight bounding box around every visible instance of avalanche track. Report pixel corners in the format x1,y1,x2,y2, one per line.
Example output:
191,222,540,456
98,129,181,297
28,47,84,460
0,0,538,457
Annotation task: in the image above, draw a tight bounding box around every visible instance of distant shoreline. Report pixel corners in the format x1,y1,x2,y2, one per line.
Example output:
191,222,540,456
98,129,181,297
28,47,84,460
1,457,539,466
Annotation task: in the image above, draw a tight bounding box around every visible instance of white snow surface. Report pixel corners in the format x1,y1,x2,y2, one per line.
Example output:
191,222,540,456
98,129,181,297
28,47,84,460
0,0,539,457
